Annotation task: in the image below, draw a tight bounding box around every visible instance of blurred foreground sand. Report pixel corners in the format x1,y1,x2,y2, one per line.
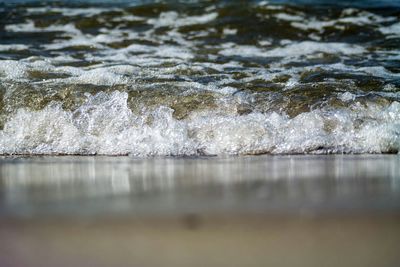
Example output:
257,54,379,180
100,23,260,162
0,155,399,267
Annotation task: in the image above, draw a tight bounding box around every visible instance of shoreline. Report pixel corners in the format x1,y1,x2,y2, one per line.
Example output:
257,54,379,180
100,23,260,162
0,154,399,267
0,154,399,218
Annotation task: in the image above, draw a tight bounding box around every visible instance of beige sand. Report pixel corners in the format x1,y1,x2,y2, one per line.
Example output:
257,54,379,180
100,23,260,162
1,214,400,267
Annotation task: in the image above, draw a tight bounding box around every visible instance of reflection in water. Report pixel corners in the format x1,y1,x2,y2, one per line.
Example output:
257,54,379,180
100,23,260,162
0,155,399,217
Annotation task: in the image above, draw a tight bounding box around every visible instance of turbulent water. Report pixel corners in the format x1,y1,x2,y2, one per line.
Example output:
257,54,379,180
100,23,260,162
0,0,399,156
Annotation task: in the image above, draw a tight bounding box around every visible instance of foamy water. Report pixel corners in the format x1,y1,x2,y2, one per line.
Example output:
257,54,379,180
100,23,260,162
0,0,399,155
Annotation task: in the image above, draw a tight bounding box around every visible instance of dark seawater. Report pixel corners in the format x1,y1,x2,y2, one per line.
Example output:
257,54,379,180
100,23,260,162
0,0,400,156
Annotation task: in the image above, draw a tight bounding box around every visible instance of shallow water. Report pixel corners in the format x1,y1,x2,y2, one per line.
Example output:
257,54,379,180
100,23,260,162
0,155,399,267
1,0,400,155
1,155,399,217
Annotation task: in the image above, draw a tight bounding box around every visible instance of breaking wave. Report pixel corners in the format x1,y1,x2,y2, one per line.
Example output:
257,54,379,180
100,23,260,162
0,91,399,156
0,0,399,155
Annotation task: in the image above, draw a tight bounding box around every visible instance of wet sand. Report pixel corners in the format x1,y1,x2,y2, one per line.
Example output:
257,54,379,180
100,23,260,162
0,155,399,266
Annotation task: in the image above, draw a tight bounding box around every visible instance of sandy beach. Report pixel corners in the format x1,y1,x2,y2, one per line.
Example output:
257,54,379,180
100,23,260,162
0,155,399,267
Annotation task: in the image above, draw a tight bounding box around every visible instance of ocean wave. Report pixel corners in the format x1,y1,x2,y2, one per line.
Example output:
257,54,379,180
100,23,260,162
0,1,399,156
0,91,398,156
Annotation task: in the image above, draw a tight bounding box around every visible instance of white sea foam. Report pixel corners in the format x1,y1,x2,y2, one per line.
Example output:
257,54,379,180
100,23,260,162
338,92,356,102
0,44,29,51
0,92,195,155
358,66,400,79
154,46,194,60
0,59,137,85
5,21,37,32
111,15,144,22
291,20,339,31
0,60,28,79
259,3,284,10
148,11,218,28
5,21,80,34
379,22,400,37
223,28,238,35
219,41,364,58
0,91,399,156
258,40,272,46
219,45,265,57
26,7,118,17
290,10,395,32
267,41,365,57
64,68,131,85
43,38,105,50
274,13,304,22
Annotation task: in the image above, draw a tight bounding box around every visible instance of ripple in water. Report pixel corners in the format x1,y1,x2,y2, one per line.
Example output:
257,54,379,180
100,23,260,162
0,0,399,155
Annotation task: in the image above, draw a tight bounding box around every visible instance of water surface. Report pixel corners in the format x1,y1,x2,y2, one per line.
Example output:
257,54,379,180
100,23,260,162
1,155,399,217
0,0,400,155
